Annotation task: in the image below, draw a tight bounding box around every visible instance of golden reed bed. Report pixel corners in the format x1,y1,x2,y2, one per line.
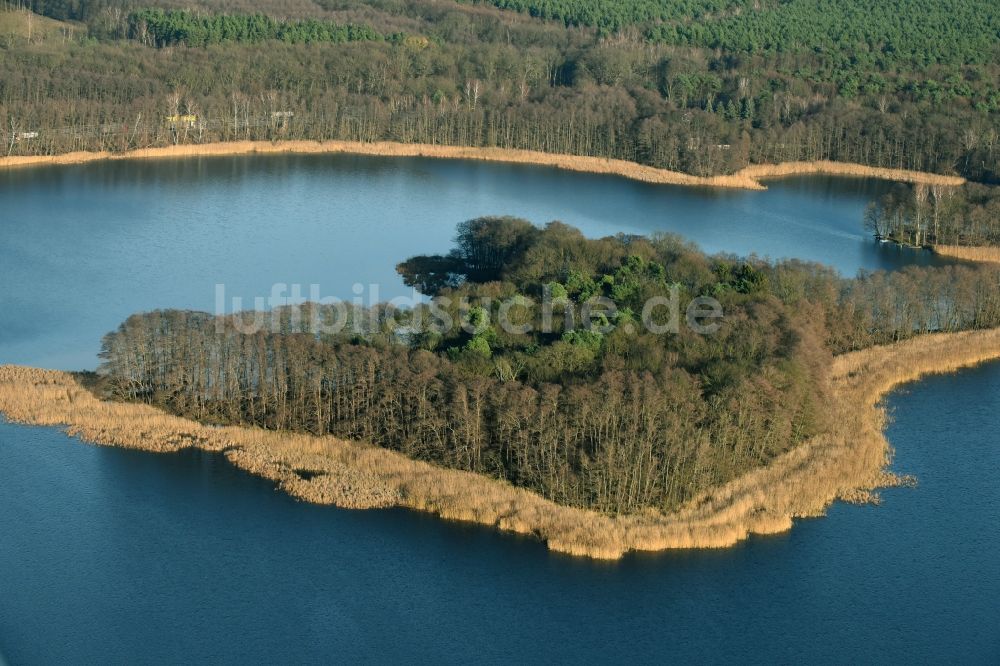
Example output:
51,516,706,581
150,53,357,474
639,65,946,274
2,328,999,559
934,245,1000,265
0,140,966,191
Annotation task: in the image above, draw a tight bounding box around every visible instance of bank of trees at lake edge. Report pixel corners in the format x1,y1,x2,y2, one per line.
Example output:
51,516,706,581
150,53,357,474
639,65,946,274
865,183,1000,248
2,0,998,185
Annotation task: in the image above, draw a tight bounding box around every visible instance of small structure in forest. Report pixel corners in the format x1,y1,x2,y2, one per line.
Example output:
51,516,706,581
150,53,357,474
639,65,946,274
271,111,294,128
165,114,197,129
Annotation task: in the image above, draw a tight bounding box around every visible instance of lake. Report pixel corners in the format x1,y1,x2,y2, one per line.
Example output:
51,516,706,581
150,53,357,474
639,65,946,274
0,155,995,664
0,154,947,369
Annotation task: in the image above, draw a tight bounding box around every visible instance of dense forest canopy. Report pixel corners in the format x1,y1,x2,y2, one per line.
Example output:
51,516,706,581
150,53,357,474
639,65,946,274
462,0,743,32
128,9,384,47
1,0,998,186
470,0,1000,69
99,218,1000,514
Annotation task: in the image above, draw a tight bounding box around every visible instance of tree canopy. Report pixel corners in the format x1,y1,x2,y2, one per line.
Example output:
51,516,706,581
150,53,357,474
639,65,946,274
128,9,383,47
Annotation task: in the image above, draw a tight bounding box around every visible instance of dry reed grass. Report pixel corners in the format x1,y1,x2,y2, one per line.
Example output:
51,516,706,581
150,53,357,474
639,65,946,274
735,161,965,187
0,141,965,190
3,327,999,558
933,245,1000,265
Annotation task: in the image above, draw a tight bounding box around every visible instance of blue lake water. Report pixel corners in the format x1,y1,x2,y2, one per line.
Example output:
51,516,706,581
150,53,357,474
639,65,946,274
0,154,946,369
0,363,997,664
0,156,994,664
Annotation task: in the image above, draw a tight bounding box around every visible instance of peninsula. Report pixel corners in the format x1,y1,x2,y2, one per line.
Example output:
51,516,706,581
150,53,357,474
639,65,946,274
3,217,999,559
2,328,999,559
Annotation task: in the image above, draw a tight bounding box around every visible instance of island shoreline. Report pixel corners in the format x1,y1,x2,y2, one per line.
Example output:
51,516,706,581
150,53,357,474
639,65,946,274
2,328,999,560
0,140,967,191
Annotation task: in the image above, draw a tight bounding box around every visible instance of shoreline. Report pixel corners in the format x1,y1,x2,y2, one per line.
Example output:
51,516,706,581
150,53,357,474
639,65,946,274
0,140,967,191
2,327,1000,559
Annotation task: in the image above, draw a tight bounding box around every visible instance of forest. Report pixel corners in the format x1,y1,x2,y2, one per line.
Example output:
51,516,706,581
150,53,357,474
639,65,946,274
98,218,1000,514
474,0,1000,78
128,9,384,47
1,0,998,185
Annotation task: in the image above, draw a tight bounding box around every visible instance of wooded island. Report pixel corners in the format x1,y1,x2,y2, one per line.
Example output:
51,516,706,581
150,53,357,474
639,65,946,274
96,218,1000,515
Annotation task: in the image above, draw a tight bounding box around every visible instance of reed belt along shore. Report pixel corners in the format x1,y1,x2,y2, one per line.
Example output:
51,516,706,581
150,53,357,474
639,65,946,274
9,139,991,264
0,140,967,191
3,140,991,263
2,328,1000,559
932,245,1000,265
